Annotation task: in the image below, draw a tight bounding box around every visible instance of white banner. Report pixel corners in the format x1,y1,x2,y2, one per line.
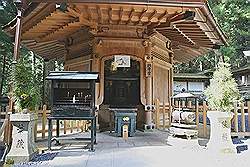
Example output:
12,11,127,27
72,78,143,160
114,55,130,67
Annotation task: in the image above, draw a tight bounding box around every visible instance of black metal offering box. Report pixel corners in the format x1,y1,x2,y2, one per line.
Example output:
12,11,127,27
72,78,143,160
46,71,99,151
46,71,99,118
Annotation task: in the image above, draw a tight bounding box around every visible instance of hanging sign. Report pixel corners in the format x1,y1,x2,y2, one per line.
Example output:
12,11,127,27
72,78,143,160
146,62,152,77
114,55,130,67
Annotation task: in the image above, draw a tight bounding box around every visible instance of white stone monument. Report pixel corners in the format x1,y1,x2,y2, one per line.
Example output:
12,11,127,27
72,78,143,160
6,113,38,163
206,111,236,154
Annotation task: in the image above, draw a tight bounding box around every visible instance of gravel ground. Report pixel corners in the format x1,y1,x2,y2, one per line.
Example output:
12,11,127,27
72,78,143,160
12,131,250,167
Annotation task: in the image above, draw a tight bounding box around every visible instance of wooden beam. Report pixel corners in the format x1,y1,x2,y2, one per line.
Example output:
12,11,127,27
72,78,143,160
194,42,213,45
22,4,56,34
172,41,198,49
177,27,202,30
191,40,212,43
68,40,90,51
79,13,92,25
36,48,65,55
85,6,92,21
22,10,77,38
167,36,192,41
43,50,66,57
147,10,169,28
148,10,157,22
31,42,63,50
174,24,200,27
97,6,102,24
34,45,63,53
29,42,61,50
145,10,159,27
67,7,80,17
183,32,206,35
135,8,147,25
108,7,112,24
26,40,58,48
188,36,210,39
126,8,135,24
118,7,123,24
139,8,147,20
174,51,194,62
38,20,82,42
153,13,179,29
158,10,168,22
181,30,204,33
178,45,204,55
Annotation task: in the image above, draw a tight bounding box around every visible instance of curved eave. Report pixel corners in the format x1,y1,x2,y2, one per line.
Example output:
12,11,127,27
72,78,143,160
3,0,226,62
201,3,227,46
22,40,67,60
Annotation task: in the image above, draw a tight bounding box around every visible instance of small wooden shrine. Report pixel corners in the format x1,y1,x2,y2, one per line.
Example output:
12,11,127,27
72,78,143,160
4,0,226,130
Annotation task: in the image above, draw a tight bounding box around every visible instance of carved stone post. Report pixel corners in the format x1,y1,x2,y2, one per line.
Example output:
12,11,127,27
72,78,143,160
144,40,154,129
6,114,38,163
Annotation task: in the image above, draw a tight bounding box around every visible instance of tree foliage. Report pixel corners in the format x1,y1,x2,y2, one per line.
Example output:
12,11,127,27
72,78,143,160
204,63,241,111
209,0,250,66
12,56,41,110
0,0,16,96
0,1,45,109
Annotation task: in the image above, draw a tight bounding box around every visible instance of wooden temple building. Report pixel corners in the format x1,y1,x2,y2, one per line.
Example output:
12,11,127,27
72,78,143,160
4,0,226,130
173,73,210,96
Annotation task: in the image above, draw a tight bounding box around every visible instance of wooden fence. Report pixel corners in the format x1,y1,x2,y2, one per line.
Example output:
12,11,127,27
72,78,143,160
153,99,250,138
1,101,250,142
33,105,90,141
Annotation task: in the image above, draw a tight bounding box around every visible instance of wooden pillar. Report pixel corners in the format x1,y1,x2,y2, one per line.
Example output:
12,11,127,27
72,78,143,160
233,103,238,133
4,1,24,145
42,105,47,139
169,53,174,98
240,102,246,132
169,53,174,127
247,101,250,132
9,2,23,113
144,41,153,127
13,9,22,63
92,39,100,130
202,101,207,138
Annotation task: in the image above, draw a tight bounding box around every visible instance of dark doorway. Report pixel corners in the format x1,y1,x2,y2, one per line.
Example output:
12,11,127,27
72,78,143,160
104,58,140,108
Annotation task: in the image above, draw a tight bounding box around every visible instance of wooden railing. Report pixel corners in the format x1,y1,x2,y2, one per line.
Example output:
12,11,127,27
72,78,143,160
2,101,250,141
153,99,250,138
33,105,90,141
231,101,250,137
153,99,171,130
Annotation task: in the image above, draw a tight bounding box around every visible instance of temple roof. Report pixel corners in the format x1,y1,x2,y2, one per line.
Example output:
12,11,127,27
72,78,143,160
3,0,226,62
232,64,250,75
174,72,210,81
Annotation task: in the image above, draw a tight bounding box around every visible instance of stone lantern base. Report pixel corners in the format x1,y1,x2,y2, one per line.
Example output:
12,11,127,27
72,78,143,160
206,111,236,154
6,113,38,163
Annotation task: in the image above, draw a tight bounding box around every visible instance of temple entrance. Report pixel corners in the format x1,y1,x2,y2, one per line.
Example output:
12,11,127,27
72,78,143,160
104,57,140,108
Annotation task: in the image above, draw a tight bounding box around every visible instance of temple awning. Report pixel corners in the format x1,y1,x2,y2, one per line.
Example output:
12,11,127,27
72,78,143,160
3,0,226,62
46,71,99,81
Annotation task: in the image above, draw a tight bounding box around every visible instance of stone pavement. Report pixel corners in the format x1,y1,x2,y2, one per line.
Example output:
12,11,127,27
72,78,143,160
13,130,250,167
